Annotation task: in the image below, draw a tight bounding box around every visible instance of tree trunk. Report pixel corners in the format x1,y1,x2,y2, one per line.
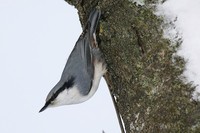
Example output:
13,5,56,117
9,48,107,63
64,0,200,132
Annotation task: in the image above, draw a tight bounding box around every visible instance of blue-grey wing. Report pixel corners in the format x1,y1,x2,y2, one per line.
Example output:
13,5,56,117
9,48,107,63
60,9,101,95
60,37,93,95
82,35,94,78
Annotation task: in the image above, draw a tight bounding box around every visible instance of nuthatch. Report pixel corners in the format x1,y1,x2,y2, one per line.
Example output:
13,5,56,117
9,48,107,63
39,9,106,112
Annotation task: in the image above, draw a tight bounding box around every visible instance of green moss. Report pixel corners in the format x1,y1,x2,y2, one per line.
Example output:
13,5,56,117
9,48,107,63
99,0,200,132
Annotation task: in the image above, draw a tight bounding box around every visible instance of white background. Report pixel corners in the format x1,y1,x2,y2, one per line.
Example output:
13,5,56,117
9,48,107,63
0,0,200,133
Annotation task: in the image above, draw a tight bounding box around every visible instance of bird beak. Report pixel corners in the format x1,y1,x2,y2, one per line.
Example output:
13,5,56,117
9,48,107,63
39,103,48,113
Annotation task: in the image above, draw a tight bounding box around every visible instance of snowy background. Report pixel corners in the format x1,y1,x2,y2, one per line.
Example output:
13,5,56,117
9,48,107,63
159,0,200,99
0,0,200,133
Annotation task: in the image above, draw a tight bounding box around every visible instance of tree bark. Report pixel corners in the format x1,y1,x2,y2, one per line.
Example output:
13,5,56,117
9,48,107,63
64,0,200,132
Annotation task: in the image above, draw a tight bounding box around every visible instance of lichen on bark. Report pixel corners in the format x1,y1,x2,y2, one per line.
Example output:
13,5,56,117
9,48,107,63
65,0,200,132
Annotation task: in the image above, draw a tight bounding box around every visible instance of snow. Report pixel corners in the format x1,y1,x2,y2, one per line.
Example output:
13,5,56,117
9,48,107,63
157,0,200,100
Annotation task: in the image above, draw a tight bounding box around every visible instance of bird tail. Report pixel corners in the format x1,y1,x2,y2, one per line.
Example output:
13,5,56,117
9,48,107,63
88,8,101,37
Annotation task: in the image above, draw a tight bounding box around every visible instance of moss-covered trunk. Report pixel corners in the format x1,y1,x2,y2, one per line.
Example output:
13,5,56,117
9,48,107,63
65,0,200,132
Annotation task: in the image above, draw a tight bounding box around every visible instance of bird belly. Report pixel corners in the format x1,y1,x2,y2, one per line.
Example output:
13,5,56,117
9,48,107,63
86,60,107,101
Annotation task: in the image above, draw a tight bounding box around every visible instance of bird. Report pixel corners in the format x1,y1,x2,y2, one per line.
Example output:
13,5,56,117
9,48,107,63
39,8,106,113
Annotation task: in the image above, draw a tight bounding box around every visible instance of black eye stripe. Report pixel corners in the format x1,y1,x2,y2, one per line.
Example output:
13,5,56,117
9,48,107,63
62,76,75,89
46,76,75,105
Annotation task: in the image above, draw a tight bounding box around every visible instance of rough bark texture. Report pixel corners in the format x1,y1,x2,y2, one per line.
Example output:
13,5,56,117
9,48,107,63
64,0,200,132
